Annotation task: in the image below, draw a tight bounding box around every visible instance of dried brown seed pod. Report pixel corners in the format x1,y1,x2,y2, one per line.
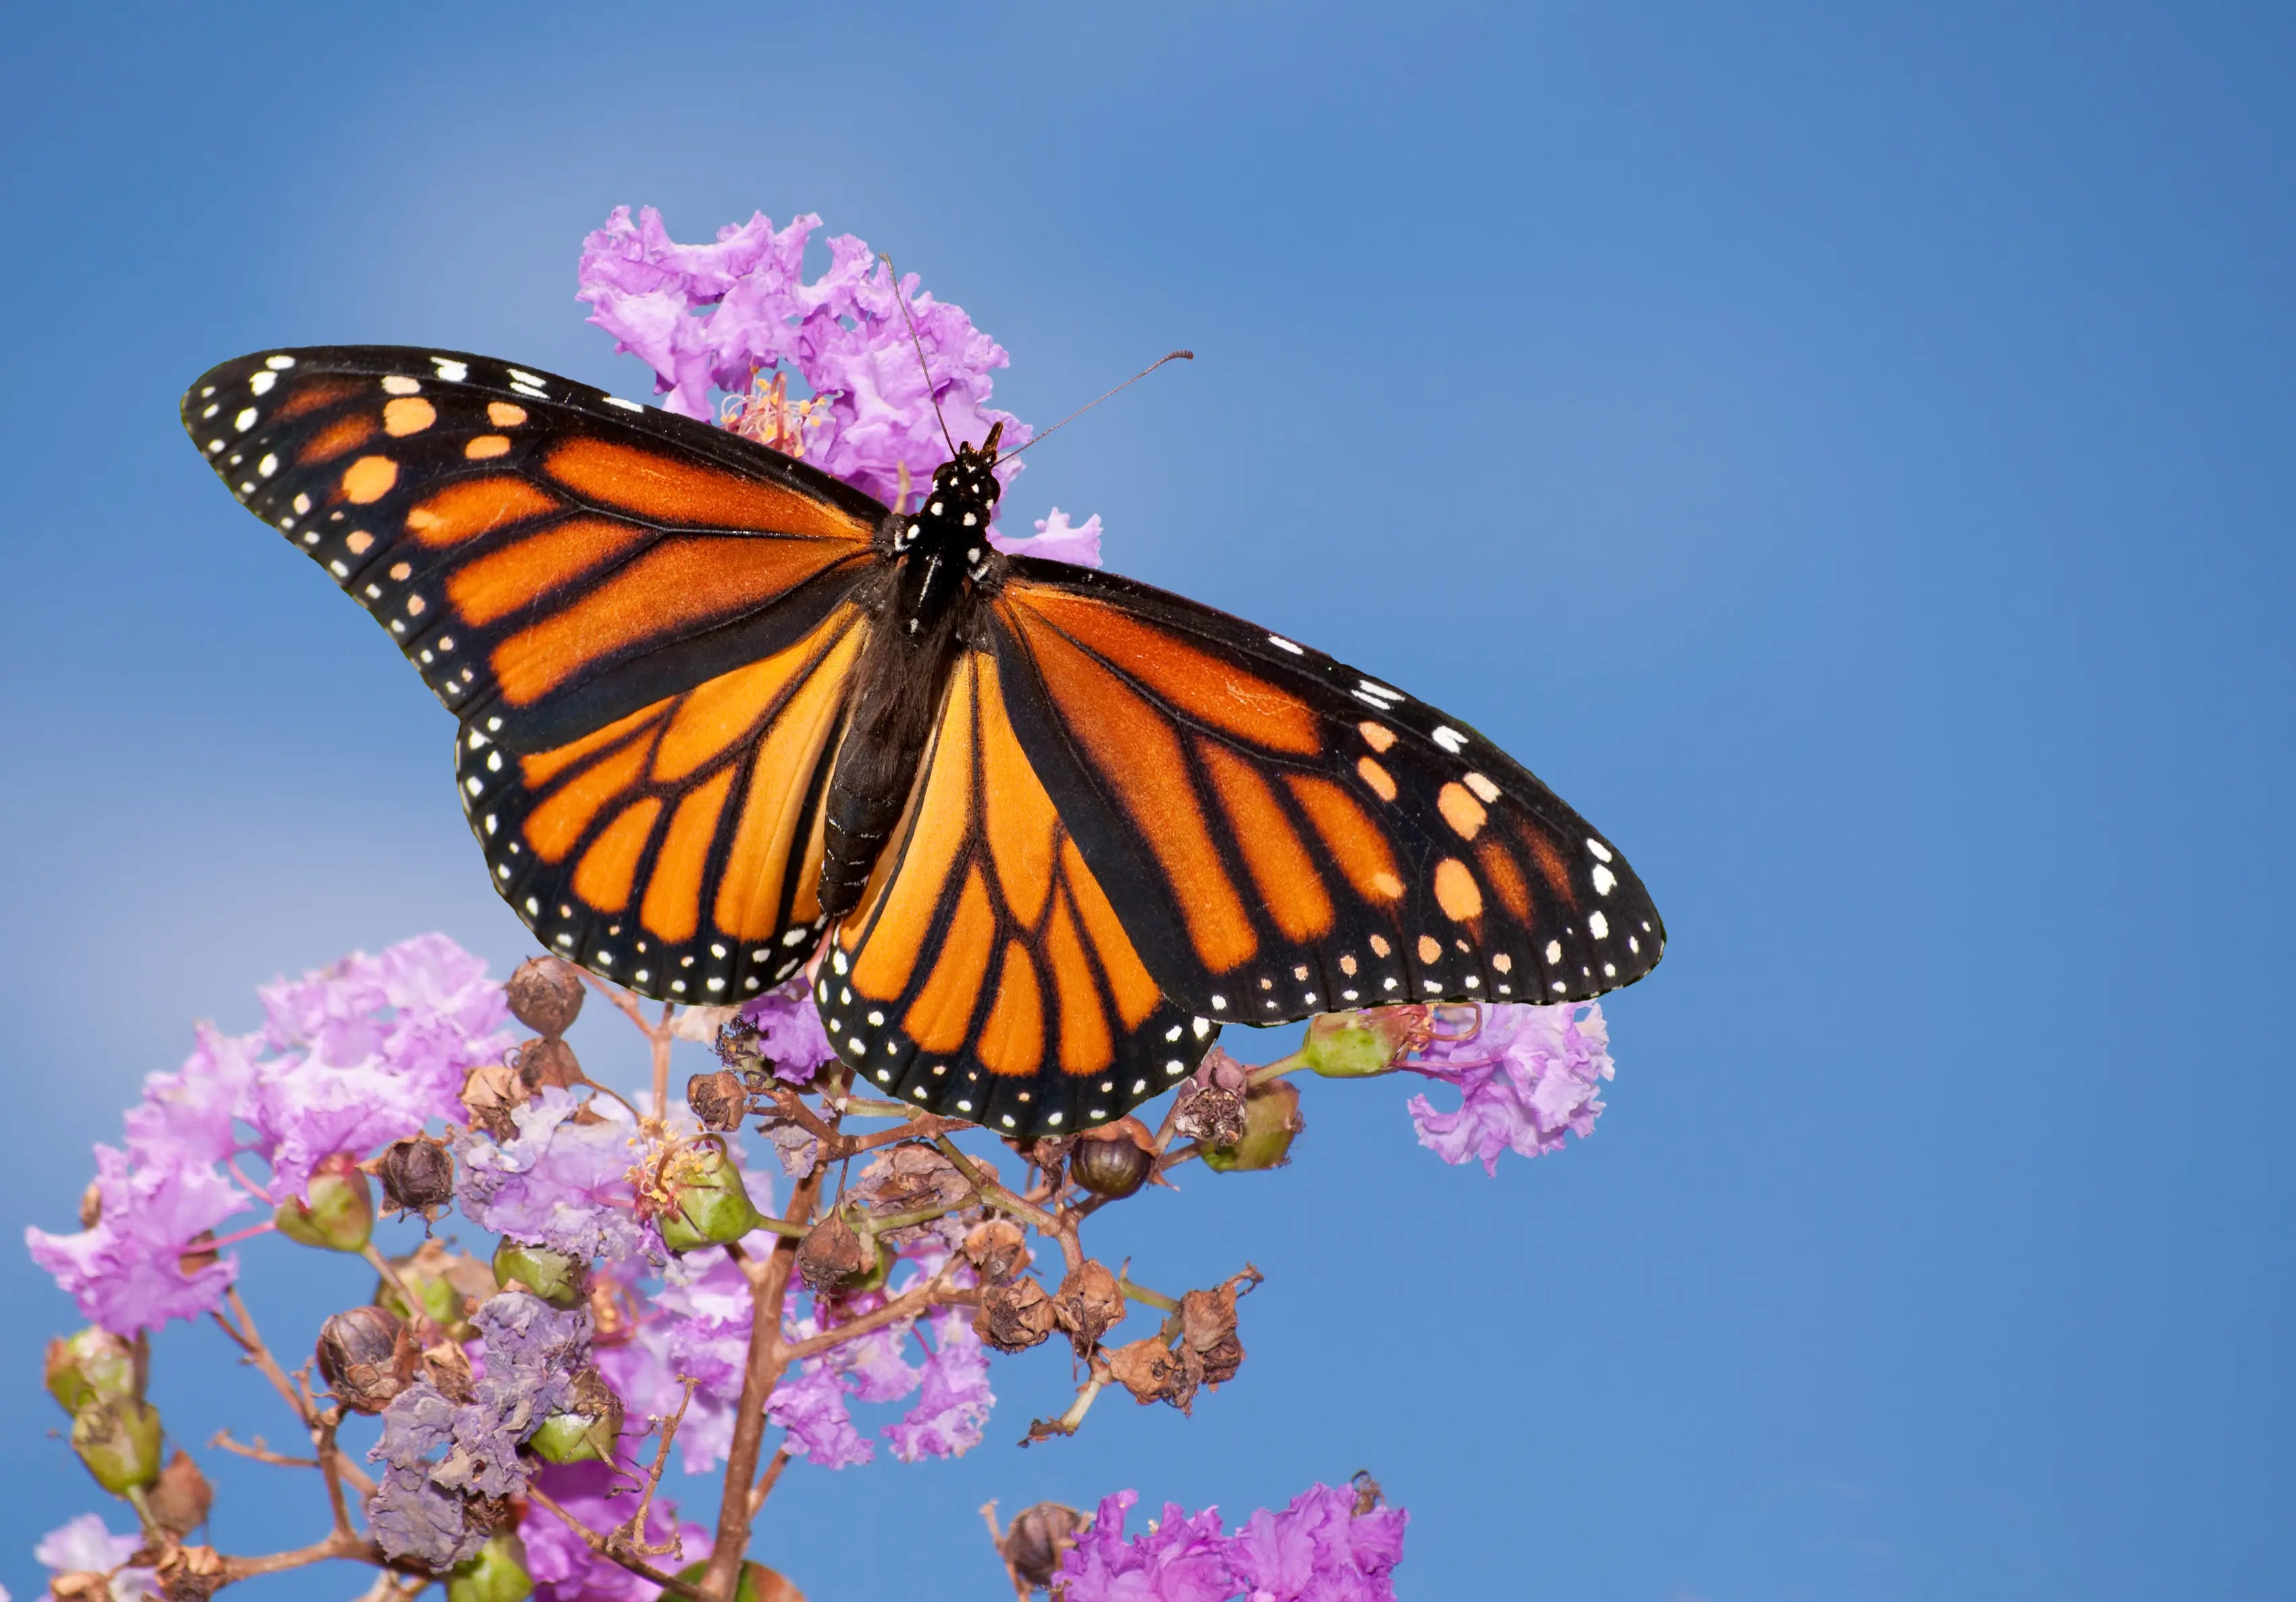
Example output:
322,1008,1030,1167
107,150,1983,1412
154,1541,226,1602
315,1305,414,1414
1171,1082,1246,1148
686,1069,749,1133
421,1337,475,1404
1050,1260,1126,1355
974,1275,1057,1353
1108,1335,1201,1412
506,956,585,1037
147,1449,214,1535
460,1062,528,1139
796,1210,871,1292
515,1035,583,1091
1179,1284,1246,1388
377,1136,455,1219
998,1501,1089,1588
961,1218,1030,1285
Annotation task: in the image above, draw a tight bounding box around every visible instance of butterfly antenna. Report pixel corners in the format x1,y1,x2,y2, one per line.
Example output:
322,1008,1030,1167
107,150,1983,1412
880,253,958,459
1003,351,1194,461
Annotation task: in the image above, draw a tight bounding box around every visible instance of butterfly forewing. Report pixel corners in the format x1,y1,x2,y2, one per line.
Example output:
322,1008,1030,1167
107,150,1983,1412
987,559,1667,1027
820,648,1218,1135
182,346,891,987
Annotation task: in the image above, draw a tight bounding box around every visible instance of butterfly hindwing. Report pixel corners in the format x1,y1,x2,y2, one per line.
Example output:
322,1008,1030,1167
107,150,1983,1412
987,559,1667,1025
180,347,885,752
820,646,1218,1135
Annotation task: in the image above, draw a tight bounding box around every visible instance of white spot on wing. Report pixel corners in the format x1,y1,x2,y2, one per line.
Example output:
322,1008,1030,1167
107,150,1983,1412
1268,634,1304,654
1431,725,1466,754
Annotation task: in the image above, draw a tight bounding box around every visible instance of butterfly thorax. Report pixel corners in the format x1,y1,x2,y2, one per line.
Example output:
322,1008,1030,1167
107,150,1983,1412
818,436,1006,921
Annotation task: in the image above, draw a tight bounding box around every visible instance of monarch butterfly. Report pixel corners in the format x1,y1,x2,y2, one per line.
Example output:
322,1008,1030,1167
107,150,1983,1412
181,346,1664,1136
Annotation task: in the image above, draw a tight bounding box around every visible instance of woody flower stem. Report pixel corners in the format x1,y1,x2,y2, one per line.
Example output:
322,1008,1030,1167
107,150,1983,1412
581,972,679,1118
702,1149,831,1599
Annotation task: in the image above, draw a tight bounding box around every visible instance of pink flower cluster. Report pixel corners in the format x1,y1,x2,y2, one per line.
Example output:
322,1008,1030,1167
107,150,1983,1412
1404,1002,1614,1174
1056,1484,1408,1602
26,935,513,1334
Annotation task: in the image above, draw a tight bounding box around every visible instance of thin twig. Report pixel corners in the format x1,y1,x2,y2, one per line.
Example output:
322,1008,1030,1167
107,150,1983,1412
610,1378,698,1557
209,1527,383,1583
207,1430,318,1470
529,1488,713,1602
213,1289,376,1497
746,1446,793,1518
779,1268,956,1363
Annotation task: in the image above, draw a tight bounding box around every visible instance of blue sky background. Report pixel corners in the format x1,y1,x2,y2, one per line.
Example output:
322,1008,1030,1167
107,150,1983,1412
3,3,2291,1597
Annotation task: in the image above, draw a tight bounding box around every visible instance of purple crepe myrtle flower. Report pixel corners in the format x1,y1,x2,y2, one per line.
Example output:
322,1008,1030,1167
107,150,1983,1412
766,1358,874,1470
1403,1002,1613,1176
881,1306,993,1462
735,980,837,1086
456,1087,650,1264
29,935,513,1335
599,1242,756,1474
577,206,1028,509
989,507,1105,569
522,1461,707,1601
32,1513,157,1601
25,1143,248,1335
369,1293,594,1566
1055,1485,1409,1602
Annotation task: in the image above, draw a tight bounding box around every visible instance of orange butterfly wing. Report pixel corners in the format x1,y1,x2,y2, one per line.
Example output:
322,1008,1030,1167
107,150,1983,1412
820,646,1216,1134
183,348,888,991
985,559,1667,1026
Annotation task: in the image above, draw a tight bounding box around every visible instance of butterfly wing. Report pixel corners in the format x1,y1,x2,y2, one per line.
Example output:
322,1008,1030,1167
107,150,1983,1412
183,347,891,993
985,559,1667,1025
819,644,1217,1135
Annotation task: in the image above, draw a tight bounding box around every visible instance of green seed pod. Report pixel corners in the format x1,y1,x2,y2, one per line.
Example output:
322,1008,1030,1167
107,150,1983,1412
447,1531,536,1602
527,1368,625,1465
45,1328,141,1415
1203,1079,1305,1172
71,1396,164,1495
656,1141,764,1253
491,1239,587,1310
273,1153,375,1253
1299,1009,1417,1078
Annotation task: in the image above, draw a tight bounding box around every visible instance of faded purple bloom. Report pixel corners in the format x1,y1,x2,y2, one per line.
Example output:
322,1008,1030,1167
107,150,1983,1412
1228,1484,1407,1602
615,1243,755,1474
1405,1002,1613,1175
33,1514,156,1600
737,980,837,1085
765,1358,873,1469
882,1306,993,1462
1056,1491,1236,1602
523,1461,706,1601
1055,1485,1410,1602
370,1293,592,1566
26,1143,247,1335
576,205,1034,509
456,1089,648,1263
989,507,1104,569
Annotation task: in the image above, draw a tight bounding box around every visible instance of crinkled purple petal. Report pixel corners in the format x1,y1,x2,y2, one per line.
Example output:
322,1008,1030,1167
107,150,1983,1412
882,1308,992,1462
989,508,1103,569
766,1359,873,1469
34,1513,144,1574
369,1462,485,1570
1055,1491,1236,1602
26,1144,247,1335
736,980,836,1084
1228,1484,1407,1602
1406,1002,1613,1175
456,1089,648,1263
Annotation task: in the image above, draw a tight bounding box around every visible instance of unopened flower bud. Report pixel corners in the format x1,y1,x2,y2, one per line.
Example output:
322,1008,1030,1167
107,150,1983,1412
77,1178,103,1229
961,1218,1030,1284
274,1152,374,1252
70,1396,163,1493
528,1368,625,1465
655,1140,764,1252
492,1239,588,1309
1201,1079,1305,1172
377,1136,456,1219
506,956,585,1037
673,1561,793,1602
46,1328,141,1414
1070,1118,1156,1199
378,1241,494,1339
1301,1007,1422,1077
148,1449,214,1534
796,1208,871,1291
686,1069,749,1132
447,1530,536,1602
461,1062,529,1137
515,1035,583,1091
1051,1260,1127,1355
999,1501,1089,1588
316,1305,415,1414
